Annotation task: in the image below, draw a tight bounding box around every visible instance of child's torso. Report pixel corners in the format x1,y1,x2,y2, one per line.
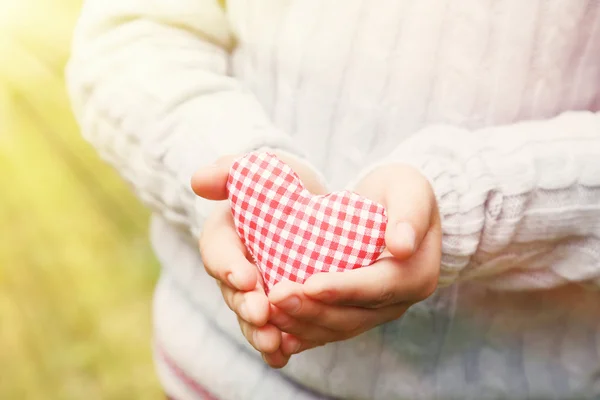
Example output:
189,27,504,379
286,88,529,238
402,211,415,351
155,1,600,398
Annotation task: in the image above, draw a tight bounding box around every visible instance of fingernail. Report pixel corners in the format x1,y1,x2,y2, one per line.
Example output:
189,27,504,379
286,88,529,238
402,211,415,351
275,296,301,313
395,222,415,253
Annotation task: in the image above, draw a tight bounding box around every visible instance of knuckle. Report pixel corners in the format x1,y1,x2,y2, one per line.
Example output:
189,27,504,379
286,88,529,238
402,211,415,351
370,284,396,308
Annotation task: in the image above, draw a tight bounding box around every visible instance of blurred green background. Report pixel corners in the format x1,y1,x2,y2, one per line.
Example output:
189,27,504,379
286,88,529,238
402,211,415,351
0,0,162,398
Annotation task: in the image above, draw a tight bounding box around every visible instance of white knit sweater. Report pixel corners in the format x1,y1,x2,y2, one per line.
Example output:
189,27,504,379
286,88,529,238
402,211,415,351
67,0,600,399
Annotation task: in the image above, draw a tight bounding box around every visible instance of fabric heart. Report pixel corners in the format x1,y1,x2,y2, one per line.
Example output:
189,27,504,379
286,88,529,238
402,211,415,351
227,152,388,292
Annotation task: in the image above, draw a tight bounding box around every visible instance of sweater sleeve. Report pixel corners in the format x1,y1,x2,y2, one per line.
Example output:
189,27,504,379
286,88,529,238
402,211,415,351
353,111,600,290
65,0,315,237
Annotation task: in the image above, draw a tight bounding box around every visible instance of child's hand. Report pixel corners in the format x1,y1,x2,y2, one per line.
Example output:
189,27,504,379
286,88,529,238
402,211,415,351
268,164,441,351
191,152,327,368
198,200,288,367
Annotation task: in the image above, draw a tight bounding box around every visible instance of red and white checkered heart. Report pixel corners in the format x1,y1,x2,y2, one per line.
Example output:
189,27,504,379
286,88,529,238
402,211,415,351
226,152,388,292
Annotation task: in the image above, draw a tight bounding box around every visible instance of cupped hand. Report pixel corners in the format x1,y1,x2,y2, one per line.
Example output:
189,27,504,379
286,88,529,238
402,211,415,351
269,164,442,351
191,151,327,368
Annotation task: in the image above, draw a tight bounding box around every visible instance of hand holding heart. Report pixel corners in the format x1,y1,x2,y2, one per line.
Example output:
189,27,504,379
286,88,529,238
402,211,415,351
191,153,441,368
191,151,328,368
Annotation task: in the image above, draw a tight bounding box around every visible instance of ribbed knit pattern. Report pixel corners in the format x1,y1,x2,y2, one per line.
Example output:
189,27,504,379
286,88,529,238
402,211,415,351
67,0,600,398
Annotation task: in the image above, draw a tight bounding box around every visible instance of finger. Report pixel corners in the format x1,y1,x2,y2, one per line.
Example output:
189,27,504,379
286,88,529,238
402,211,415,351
280,333,322,357
191,155,238,200
383,167,434,259
269,306,346,343
262,349,290,369
200,205,257,291
270,283,409,332
238,318,282,354
271,303,407,343
356,165,435,260
220,283,270,326
304,232,440,308
268,281,373,332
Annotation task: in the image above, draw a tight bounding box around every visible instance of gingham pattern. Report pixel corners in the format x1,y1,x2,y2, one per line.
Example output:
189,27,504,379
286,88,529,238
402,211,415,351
227,152,387,291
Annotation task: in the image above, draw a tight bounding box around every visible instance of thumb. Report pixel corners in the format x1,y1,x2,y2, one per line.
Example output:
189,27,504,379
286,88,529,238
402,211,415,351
356,164,435,260
383,166,435,260
191,155,237,200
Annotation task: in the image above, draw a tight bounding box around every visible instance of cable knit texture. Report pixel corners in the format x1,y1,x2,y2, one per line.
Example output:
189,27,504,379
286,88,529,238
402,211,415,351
66,0,600,399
